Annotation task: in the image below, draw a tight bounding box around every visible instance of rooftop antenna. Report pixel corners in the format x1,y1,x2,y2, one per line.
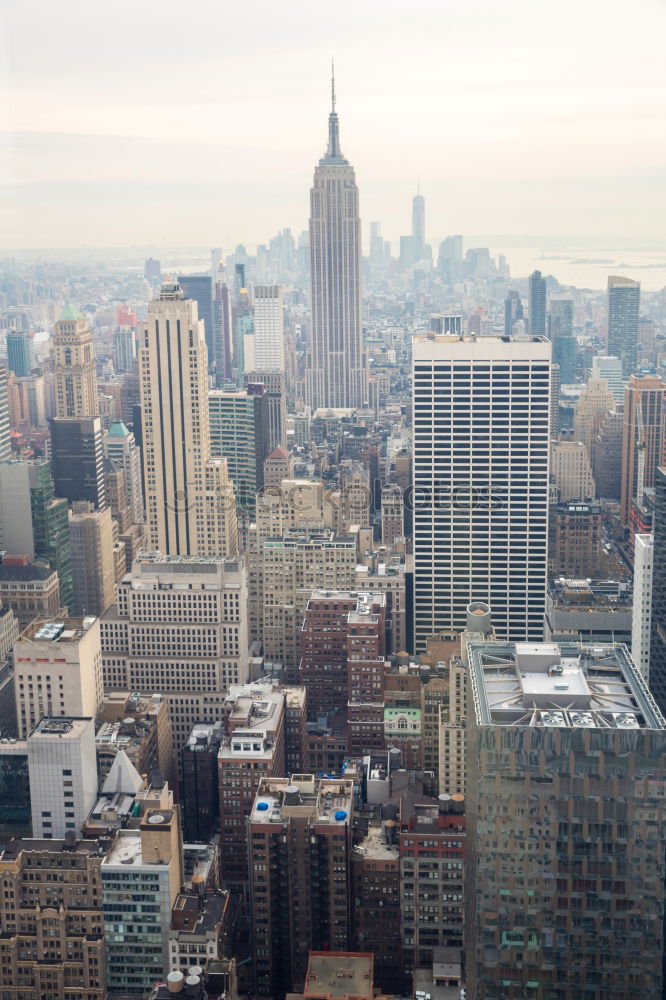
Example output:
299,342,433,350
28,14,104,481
331,59,336,113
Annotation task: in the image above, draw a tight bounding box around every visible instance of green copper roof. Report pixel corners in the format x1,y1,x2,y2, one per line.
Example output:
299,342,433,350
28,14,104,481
107,419,130,437
59,304,84,321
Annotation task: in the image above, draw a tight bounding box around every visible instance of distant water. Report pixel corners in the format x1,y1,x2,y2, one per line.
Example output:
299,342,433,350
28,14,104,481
483,241,666,291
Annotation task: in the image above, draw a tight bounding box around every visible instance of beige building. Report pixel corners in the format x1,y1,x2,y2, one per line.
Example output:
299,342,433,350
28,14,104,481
262,527,358,681
550,439,596,502
0,838,106,1000
139,279,238,557
620,374,665,526
355,553,407,654
69,504,116,617
573,374,615,460
100,553,249,751
0,563,64,629
13,617,103,739
53,305,99,419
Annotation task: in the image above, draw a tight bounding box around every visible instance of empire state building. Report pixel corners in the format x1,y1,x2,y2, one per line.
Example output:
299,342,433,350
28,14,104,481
306,76,367,411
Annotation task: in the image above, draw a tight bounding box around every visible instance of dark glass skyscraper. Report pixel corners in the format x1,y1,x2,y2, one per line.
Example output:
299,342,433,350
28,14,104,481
6,331,34,377
50,416,106,509
528,269,547,335
178,273,215,372
607,275,640,376
549,298,576,383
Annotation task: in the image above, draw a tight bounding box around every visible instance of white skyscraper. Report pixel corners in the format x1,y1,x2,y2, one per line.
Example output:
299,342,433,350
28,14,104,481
251,284,285,373
412,333,551,647
306,73,367,410
138,279,238,557
103,419,144,524
632,532,654,682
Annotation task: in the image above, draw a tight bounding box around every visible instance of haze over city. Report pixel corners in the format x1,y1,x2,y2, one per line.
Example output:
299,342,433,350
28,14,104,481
3,0,666,252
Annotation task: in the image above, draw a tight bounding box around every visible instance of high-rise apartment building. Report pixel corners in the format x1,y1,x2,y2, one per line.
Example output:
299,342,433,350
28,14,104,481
591,354,624,404
139,280,238,556
6,330,34,377
113,325,136,373
53,306,98,418
100,553,249,750
306,80,367,410
620,374,665,526
217,683,286,893
412,189,425,263
251,285,285,372
0,838,106,1000
412,333,551,647
607,275,640,375
632,532,653,682
465,639,666,998
249,775,354,997
528,269,547,336
13,617,104,739
27,716,98,839
572,374,615,462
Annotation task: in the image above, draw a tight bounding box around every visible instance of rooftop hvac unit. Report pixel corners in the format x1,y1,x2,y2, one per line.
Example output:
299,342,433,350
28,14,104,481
540,711,567,728
569,712,595,728
613,713,640,729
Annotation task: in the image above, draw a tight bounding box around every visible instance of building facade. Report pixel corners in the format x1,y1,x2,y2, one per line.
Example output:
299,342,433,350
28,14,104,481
412,333,551,647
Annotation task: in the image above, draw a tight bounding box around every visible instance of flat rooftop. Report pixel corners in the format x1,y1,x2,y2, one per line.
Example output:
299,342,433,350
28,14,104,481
468,640,666,730
30,716,92,739
0,564,57,583
19,618,96,643
353,822,399,862
303,952,374,999
250,776,354,826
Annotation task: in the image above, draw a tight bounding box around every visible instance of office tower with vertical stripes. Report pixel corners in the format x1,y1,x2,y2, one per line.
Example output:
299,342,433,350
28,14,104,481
412,333,551,648
138,279,237,557
608,274,640,375
306,72,367,410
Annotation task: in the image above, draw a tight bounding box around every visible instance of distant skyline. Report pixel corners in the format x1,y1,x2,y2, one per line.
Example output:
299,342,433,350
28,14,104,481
2,0,666,250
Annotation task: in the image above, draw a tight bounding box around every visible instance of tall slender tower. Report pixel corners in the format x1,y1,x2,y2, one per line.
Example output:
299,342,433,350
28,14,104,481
138,279,237,557
608,274,640,375
528,269,547,336
412,183,425,264
53,306,98,418
306,70,367,410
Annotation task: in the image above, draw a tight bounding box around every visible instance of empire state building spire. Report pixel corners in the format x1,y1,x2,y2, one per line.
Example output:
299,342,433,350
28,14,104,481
323,61,347,164
306,72,367,410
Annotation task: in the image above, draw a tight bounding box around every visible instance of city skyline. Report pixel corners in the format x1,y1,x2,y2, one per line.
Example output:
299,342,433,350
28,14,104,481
3,0,666,249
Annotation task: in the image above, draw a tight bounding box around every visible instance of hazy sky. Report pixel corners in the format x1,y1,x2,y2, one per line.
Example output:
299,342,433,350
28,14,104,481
2,0,665,250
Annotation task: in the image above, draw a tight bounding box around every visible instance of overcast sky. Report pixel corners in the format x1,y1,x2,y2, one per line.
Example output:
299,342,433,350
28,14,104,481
1,0,665,250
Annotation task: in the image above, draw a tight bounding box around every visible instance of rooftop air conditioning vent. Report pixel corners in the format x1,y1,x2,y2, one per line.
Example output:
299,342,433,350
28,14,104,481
569,712,595,728
540,711,567,727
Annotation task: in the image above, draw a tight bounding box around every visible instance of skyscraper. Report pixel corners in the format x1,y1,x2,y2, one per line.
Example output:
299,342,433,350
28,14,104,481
138,279,237,556
412,186,425,263
177,273,215,373
50,416,106,509
465,638,666,998
6,330,34,377
650,468,666,712
251,284,285,372
608,274,640,375
412,333,551,647
549,297,576,383
503,290,523,336
0,366,10,461
306,73,367,410
619,374,665,527
52,305,98,418
528,269,547,335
